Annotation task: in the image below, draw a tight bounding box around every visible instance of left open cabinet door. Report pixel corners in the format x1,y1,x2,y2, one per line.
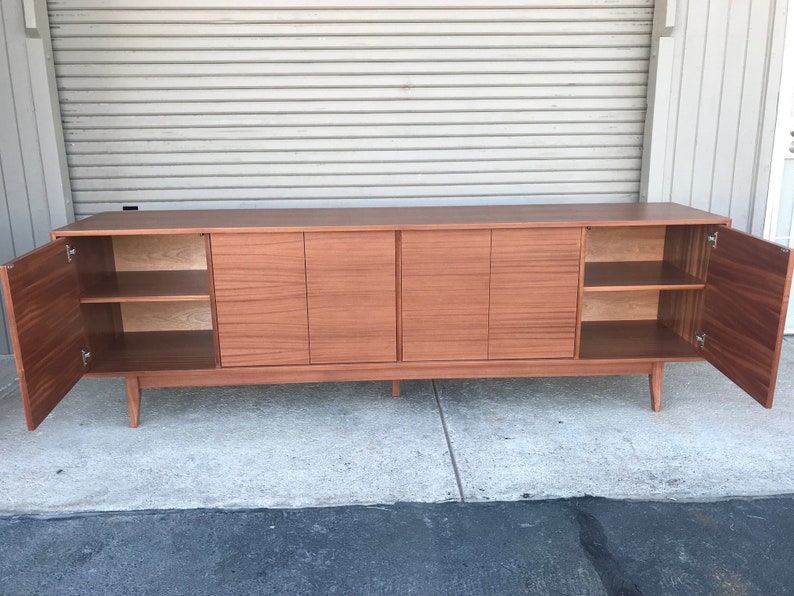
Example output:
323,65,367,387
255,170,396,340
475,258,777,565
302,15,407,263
0,239,88,430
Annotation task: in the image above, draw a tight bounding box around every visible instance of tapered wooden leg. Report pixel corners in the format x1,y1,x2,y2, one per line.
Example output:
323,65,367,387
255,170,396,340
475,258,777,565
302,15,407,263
392,380,401,398
649,362,663,412
126,376,141,428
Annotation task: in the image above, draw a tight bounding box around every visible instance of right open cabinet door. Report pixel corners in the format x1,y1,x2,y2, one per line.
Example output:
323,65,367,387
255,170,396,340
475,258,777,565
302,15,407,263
0,239,88,430
700,227,794,407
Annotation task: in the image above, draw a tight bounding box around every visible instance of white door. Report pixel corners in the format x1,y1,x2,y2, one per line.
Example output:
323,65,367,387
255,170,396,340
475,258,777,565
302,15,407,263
767,2,794,334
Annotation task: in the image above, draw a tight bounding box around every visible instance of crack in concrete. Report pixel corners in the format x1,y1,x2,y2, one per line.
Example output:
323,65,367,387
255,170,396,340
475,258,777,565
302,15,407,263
575,503,643,596
431,380,465,503
0,380,18,401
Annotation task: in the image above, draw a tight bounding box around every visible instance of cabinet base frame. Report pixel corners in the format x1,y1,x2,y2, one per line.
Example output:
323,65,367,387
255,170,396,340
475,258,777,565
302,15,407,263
104,358,696,427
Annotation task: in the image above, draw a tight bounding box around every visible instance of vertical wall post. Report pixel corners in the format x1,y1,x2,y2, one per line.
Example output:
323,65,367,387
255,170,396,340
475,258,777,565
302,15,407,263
640,0,676,203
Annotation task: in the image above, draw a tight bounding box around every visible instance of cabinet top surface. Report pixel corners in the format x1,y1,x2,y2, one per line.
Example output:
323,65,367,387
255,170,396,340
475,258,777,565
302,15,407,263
53,203,731,236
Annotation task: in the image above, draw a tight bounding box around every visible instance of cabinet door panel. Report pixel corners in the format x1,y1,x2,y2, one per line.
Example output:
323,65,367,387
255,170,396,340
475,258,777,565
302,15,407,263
489,228,581,359
211,233,309,366
701,227,794,407
402,230,491,361
305,231,396,363
0,239,87,430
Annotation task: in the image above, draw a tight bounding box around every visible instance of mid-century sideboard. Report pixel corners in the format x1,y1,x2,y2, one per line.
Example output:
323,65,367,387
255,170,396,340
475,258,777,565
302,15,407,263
1,203,792,430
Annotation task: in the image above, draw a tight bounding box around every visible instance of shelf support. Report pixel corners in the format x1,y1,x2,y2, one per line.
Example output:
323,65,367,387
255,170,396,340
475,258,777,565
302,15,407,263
126,376,141,428
392,380,401,398
649,362,664,412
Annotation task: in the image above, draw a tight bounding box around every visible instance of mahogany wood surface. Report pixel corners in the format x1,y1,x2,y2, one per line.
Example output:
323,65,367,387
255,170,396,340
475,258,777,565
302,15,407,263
489,228,580,359
69,236,115,294
584,261,705,291
401,230,491,361
128,358,660,388
578,321,701,360
126,376,141,428
89,330,216,373
574,227,588,358
305,231,396,363
54,203,731,236
80,303,122,362
120,301,213,332
585,225,667,262
0,239,87,430
80,270,210,303
204,234,222,368
649,362,664,412
112,234,206,271
395,231,403,362
658,225,713,347
211,233,310,366
700,228,794,407
8,203,792,429
70,236,123,356
581,290,661,322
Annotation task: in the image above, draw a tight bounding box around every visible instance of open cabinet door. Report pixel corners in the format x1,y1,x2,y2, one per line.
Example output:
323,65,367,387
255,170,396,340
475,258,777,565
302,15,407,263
0,239,88,429
700,228,794,407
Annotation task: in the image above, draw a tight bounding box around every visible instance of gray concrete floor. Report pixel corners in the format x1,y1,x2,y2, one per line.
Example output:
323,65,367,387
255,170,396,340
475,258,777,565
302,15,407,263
0,339,792,514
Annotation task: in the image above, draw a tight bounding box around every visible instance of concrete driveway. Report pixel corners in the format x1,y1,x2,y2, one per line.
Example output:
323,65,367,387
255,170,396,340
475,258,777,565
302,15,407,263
0,339,792,514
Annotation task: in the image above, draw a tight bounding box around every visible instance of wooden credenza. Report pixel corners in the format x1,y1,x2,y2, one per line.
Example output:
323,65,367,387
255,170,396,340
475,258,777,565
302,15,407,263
2,203,792,430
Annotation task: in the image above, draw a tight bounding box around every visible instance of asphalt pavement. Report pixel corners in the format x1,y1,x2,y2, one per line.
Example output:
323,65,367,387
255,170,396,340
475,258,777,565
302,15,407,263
2,496,793,595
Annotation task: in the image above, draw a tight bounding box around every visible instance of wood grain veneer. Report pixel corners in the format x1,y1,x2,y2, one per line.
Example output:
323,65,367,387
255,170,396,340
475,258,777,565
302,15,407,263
304,231,396,364
53,203,731,236
574,227,588,358
578,321,701,360
212,233,309,366
81,270,210,303
204,234,222,368
7,203,793,430
581,291,661,321
658,225,712,346
120,302,213,332
112,234,206,271
489,228,580,359
68,236,123,356
126,376,141,428
0,240,88,430
401,229,492,361
649,362,664,412
585,225,667,263
584,261,705,291
700,227,794,407
126,359,661,387
89,330,216,373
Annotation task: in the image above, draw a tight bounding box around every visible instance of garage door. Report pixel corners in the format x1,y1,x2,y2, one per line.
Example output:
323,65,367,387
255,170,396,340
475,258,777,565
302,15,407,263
48,0,654,216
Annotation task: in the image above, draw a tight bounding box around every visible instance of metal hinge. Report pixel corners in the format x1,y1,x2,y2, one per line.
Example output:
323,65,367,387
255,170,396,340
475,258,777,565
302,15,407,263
81,348,92,367
706,232,718,249
66,244,77,263
695,332,706,350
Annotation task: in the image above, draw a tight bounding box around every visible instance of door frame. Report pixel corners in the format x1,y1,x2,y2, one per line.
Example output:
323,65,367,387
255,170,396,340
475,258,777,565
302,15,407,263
764,0,794,333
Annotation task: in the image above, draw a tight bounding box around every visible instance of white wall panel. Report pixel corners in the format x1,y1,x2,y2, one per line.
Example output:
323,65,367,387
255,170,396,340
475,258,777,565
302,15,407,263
47,0,655,216
0,0,73,355
641,0,789,234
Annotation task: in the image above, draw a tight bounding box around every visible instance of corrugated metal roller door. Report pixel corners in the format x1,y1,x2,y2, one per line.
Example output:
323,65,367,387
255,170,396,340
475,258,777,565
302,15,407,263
48,0,654,216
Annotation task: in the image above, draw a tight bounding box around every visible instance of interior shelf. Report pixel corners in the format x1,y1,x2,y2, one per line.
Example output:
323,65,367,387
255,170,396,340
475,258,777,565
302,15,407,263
88,330,216,373
583,261,705,292
81,270,210,303
578,321,701,360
